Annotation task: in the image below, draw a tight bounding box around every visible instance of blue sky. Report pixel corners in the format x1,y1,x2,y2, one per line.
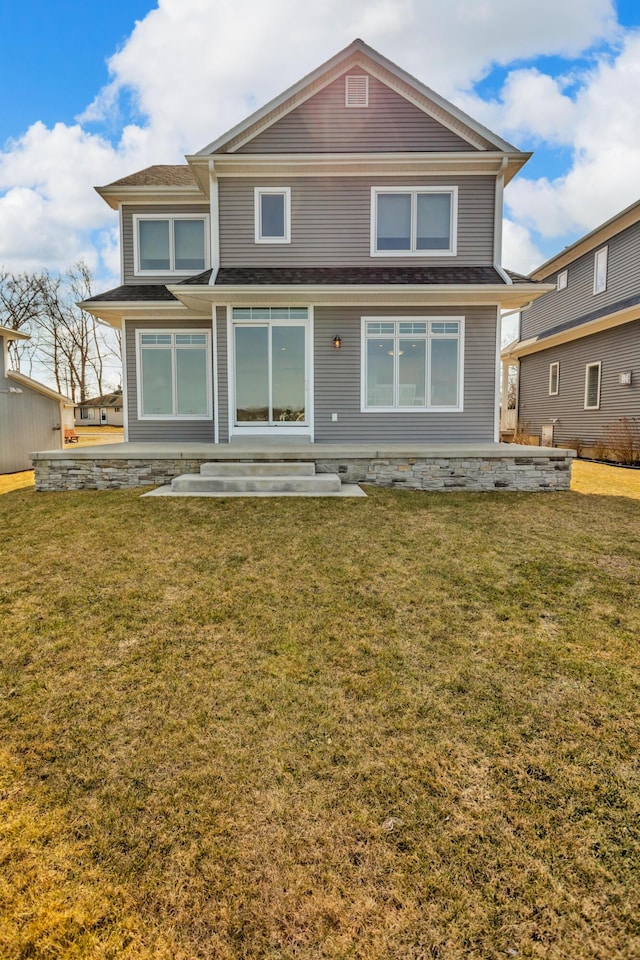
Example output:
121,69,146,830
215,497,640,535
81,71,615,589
1,0,640,287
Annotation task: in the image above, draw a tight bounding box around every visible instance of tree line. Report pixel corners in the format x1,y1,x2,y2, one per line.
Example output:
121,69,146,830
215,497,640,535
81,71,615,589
0,262,121,403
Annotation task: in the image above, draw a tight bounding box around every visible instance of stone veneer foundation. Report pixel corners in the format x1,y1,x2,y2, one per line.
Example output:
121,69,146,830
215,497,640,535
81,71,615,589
32,446,573,493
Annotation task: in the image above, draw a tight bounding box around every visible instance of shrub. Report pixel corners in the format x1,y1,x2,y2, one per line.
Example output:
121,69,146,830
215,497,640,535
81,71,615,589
512,421,533,445
599,418,640,465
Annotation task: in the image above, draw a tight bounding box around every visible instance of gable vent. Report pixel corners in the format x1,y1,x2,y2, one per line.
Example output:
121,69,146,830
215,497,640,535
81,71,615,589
345,74,369,107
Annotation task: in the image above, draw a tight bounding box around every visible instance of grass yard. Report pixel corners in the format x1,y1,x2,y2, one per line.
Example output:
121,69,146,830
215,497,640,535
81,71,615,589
0,483,639,958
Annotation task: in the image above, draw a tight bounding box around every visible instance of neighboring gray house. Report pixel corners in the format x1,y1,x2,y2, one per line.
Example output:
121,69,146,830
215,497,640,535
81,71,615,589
0,325,72,473
75,390,124,427
81,39,547,449
502,199,640,447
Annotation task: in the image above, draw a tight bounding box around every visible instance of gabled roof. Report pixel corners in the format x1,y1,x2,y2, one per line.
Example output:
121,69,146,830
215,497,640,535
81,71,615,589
531,197,640,280
196,38,520,157
76,390,123,408
108,165,197,188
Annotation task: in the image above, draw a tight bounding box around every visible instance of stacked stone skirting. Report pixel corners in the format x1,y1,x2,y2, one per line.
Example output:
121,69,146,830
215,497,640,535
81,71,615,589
34,454,572,492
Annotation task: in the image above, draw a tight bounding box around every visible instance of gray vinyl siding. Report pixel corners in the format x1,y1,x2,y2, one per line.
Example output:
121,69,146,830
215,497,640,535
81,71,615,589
215,306,229,443
518,318,640,445
313,305,497,443
124,317,215,442
522,219,640,340
219,176,495,267
236,72,477,153
121,204,210,285
0,342,62,471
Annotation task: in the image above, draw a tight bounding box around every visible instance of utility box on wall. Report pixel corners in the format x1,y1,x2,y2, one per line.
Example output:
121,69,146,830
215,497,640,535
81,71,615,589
541,424,554,447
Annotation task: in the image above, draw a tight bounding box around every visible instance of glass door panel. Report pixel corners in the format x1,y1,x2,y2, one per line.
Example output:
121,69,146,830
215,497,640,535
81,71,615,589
235,325,269,422
271,325,305,422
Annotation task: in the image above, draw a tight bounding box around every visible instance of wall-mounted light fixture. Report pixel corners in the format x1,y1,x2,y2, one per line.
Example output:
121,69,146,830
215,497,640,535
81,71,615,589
332,335,342,349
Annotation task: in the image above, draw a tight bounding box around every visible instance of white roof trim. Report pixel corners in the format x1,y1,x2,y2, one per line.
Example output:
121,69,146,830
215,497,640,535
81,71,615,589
7,370,72,403
531,197,640,279
0,324,30,341
501,303,640,359
197,39,519,157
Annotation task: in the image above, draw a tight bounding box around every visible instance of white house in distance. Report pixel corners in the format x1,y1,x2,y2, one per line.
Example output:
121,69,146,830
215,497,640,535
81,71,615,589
74,389,124,427
0,325,74,473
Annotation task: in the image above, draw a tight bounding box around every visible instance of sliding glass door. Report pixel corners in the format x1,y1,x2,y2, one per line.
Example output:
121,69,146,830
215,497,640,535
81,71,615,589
232,309,309,435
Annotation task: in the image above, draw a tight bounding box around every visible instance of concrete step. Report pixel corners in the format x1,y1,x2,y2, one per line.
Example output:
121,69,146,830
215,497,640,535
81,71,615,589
200,461,315,477
171,473,342,494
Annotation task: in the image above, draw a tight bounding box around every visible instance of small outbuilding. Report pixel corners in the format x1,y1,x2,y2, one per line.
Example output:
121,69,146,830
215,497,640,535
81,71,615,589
0,325,73,473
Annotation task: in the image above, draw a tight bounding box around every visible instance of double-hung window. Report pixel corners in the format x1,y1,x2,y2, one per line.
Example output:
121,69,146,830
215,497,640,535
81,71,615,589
137,331,211,418
371,187,457,256
134,215,208,275
362,317,463,411
584,362,601,410
255,187,291,243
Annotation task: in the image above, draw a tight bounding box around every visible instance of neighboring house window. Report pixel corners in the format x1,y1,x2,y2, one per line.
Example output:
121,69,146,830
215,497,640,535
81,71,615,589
79,408,95,420
137,331,211,418
549,362,559,396
371,187,457,256
134,215,209,274
345,75,369,107
254,187,291,243
593,247,608,294
584,362,601,410
556,270,568,291
361,317,463,411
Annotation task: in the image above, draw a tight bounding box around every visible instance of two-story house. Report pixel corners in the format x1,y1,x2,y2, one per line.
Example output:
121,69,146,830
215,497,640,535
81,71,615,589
35,39,574,492
502,198,640,449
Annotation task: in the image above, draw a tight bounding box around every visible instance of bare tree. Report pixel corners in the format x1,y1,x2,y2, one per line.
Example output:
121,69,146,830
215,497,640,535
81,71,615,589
0,262,121,401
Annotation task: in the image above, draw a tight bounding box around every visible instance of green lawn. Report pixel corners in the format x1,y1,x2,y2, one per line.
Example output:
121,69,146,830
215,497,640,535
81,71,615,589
1,486,639,959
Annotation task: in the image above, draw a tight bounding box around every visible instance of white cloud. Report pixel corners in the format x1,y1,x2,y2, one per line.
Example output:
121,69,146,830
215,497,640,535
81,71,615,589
0,0,626,278
502,218,545,275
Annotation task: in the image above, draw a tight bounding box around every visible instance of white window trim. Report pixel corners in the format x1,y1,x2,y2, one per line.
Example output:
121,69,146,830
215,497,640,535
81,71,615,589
593,246,608,295
549,361,559,396
360,316,464,413
136,329,212,420
370,186,458,258
345,75,369,107
584,361,602,410
254,187,291,244
133,214,210,277
556,270,568,291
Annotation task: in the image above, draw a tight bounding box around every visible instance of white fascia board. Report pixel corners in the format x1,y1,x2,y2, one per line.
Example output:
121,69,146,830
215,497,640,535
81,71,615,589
167,282,550,311
79,301,195,328
196,38,521,157
95,185,206,210
186,152,529,182
502,304,640,359
0,324,30,341
7,370,73,403
530,198,640,280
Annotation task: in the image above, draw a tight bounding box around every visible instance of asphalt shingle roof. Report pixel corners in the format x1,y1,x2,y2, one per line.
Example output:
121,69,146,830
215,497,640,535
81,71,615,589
105,165,197,188
83,285,178,303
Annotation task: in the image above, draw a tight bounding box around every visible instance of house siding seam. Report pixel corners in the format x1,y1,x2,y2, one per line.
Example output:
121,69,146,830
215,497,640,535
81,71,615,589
219,176,495,268
313,305,497,443
125,317,215,442
122,203,211,285
518,318,640,444
235,71,478,154
521,219,640,340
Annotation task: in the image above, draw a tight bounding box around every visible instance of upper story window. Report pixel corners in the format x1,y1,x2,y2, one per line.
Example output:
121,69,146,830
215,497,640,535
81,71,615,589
134,215,208,275
362,317,464,411
593,246,608,294
556,270,568,291
549,361,559,395
371,187,458,257
255,187,291,244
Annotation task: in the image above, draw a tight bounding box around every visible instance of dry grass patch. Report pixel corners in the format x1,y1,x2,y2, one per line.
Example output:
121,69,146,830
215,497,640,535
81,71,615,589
572,459,640,500
0,487,639,958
